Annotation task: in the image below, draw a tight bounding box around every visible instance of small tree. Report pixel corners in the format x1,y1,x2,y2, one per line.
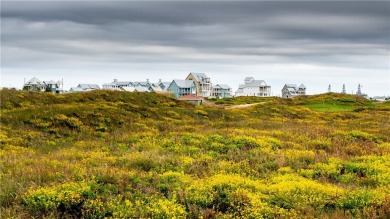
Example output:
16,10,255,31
45,86,52,92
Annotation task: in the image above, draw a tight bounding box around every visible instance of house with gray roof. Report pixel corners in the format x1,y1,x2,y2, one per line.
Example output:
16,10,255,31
148,83,163,92
23,77,46,91
23,77,63,93
167,80,196,98
159,82,171,91
185,72,212,97
212,84,233,98
132,80,150,88
235,77,271,97
102,79,133,90
282,84,306,98
70,84,100,92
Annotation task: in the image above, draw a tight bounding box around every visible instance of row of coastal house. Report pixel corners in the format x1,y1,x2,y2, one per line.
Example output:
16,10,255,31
22,73,307,100
68,73,236,99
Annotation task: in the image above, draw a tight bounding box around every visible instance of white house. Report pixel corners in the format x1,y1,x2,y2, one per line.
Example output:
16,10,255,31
282,84,306,98
235,77,271,97
23,77,63,93
102,79,133,90
185,73,212,97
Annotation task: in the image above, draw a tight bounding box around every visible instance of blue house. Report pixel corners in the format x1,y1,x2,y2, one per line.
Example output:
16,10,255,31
167,80,196,98
212,84,233,98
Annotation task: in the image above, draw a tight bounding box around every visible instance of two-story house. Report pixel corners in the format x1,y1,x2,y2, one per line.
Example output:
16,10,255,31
167,80,196,98
102,79,133,90
212,84,233,98
282,84,306,98
185,73,212,97
23,77,63,93
235,77,271,97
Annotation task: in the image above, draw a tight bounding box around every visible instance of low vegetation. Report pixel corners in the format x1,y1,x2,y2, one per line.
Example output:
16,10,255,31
1,89,389,218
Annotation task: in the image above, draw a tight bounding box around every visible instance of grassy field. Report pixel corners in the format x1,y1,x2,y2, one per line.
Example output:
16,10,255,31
1,89,390,218
303,104,357,112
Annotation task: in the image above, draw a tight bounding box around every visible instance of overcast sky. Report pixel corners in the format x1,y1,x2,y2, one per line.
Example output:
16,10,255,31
1,1,389,96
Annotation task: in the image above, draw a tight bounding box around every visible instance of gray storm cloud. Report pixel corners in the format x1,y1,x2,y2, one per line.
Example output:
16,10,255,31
1,1,389,95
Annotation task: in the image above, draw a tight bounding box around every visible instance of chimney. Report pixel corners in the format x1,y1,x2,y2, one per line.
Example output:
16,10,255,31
147,79,149,83
159,79,162,83
114,79,118,82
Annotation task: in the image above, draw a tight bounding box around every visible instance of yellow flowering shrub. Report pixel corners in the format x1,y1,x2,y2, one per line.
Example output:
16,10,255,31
267,174,343,210
22,181,95,213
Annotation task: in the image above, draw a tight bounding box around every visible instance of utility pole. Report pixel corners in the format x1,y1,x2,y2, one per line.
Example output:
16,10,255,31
342,84,346,94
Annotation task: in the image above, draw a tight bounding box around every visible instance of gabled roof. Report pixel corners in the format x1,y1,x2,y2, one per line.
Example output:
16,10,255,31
159,82,171,91
149,84,162,92
78,84,100,90
299,84,306,89
26,77,42,85
214,84,231,90
244,77,254,83
238,84,245,89
173,80,195,88
285,84,297,88
287,88,296,92
159,82,171,86
189,72,209,82
133,81,149,86
70,87,84,92
245,80,267,87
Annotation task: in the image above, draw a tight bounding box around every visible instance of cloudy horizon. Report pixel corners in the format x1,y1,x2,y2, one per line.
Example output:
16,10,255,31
1,1,389,96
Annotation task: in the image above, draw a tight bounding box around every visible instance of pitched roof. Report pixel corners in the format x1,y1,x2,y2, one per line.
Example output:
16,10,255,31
287,88,297,92
134,87,149,92
189,72,209,82
149,84,162,92
159,82,171,91
133,81,149,86
70,87,84,92
26,77,41,85
245,80,267,87
173,80,195,88
285,84,297,88
244,77,254,83
78,84,100,90
214,84,231,90
299,84,306,89
178,94,204,100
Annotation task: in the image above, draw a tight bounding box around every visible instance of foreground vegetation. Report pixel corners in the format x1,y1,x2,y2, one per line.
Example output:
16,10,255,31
1,89,390,218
